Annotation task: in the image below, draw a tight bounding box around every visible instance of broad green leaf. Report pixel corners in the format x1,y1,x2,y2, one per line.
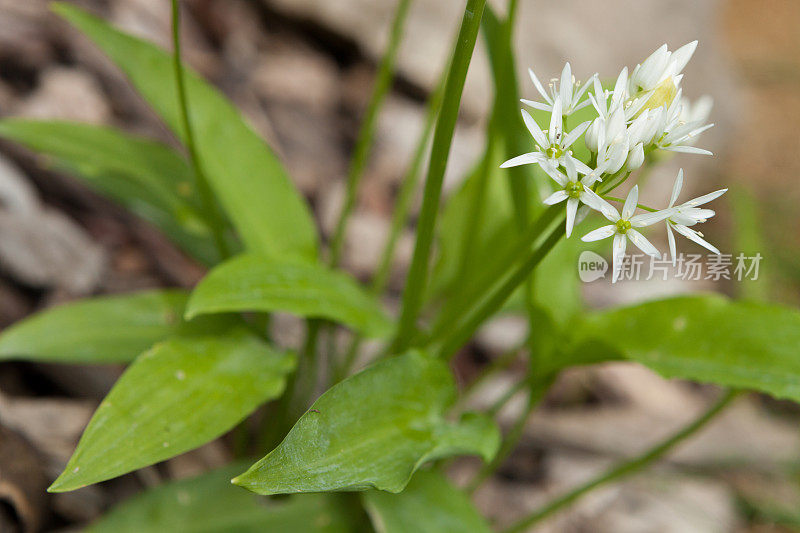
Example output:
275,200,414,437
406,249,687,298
53,3,319,262
186,254,393,338
88,464,354,533
49,329,296,492
0,290,189,364
233,351,499,495
362,470,491,533
566,295,800,401
0,119,223,264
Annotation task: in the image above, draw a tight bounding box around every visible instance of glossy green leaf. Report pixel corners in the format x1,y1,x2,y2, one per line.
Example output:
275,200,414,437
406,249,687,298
566,295,800,401
186,254,393,338
362,470,491,533
88,464,354,533
49,329,296,492
233,351,499,495
0,119,223,264
0,290,190,364
53,3,318,262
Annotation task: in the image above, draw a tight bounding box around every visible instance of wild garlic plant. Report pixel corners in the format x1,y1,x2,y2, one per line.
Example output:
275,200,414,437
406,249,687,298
0,1,798,532
502,40,724,282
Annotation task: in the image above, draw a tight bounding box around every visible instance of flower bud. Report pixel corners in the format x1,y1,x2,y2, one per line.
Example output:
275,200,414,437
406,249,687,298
627,142,645,170
584,118,602,152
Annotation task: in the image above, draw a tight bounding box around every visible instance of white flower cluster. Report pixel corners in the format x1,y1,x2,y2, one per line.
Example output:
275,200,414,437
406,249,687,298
501,41,726,283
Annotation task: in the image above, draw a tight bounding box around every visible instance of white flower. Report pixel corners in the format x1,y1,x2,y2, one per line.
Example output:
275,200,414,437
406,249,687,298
501,97,592,173
522,63,595,116
629,41,697,95
540,157,604,237
664,169,727,262
593,105,630,174
581,185,671,282
652,89,714,155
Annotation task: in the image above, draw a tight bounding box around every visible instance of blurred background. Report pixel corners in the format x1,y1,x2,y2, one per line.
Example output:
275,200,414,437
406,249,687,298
0,0,799,531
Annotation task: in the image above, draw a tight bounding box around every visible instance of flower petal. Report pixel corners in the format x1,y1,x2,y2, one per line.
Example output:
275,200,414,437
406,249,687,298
540,164,569,186
569,156,594,177
562,120,592,150
622,185,639,220
560,62,573,107
670,40,698,75
549,96,563,142
521,109,548,148
563,156,578,182
627,229,660,258
543,190,569,205
581,188,620,222
565,197,579,237
672,223,721,254
669,169,684,207
683,188,727,207
631,209,672,227
528,68,552,104
581,224,616,242
612,233,627,283
520,99,553,112
663,145,713,156
666,223,677,265
500,152,545,168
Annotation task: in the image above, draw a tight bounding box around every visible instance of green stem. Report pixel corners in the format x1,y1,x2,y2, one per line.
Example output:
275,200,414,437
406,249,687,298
333,73,445,383
598,170,632,195
428,209,563,358
487,378,526,417
502,390,740,533
370,76,445,296
391,0,488,353
601,195,659,213
425,206,561,347
435,224,563,359
170,0,228,258
329,0,413,267
456,123,498,287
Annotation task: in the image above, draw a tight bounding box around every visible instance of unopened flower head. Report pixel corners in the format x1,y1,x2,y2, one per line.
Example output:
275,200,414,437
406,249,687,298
664,169,727,263
628,41,697,97
523,63,596,117
581,185,671,282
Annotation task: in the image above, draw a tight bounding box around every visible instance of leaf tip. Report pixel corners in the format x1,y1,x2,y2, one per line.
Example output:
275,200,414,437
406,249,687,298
47,471,81,493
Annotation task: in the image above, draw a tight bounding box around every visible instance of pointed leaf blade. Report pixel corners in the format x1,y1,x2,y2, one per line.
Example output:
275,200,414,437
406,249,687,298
186,254,393,338
0,119,223,264
568,295,800,402
233,351,499,495
52,3,318,262
49,329,296,492
0,290,189,364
